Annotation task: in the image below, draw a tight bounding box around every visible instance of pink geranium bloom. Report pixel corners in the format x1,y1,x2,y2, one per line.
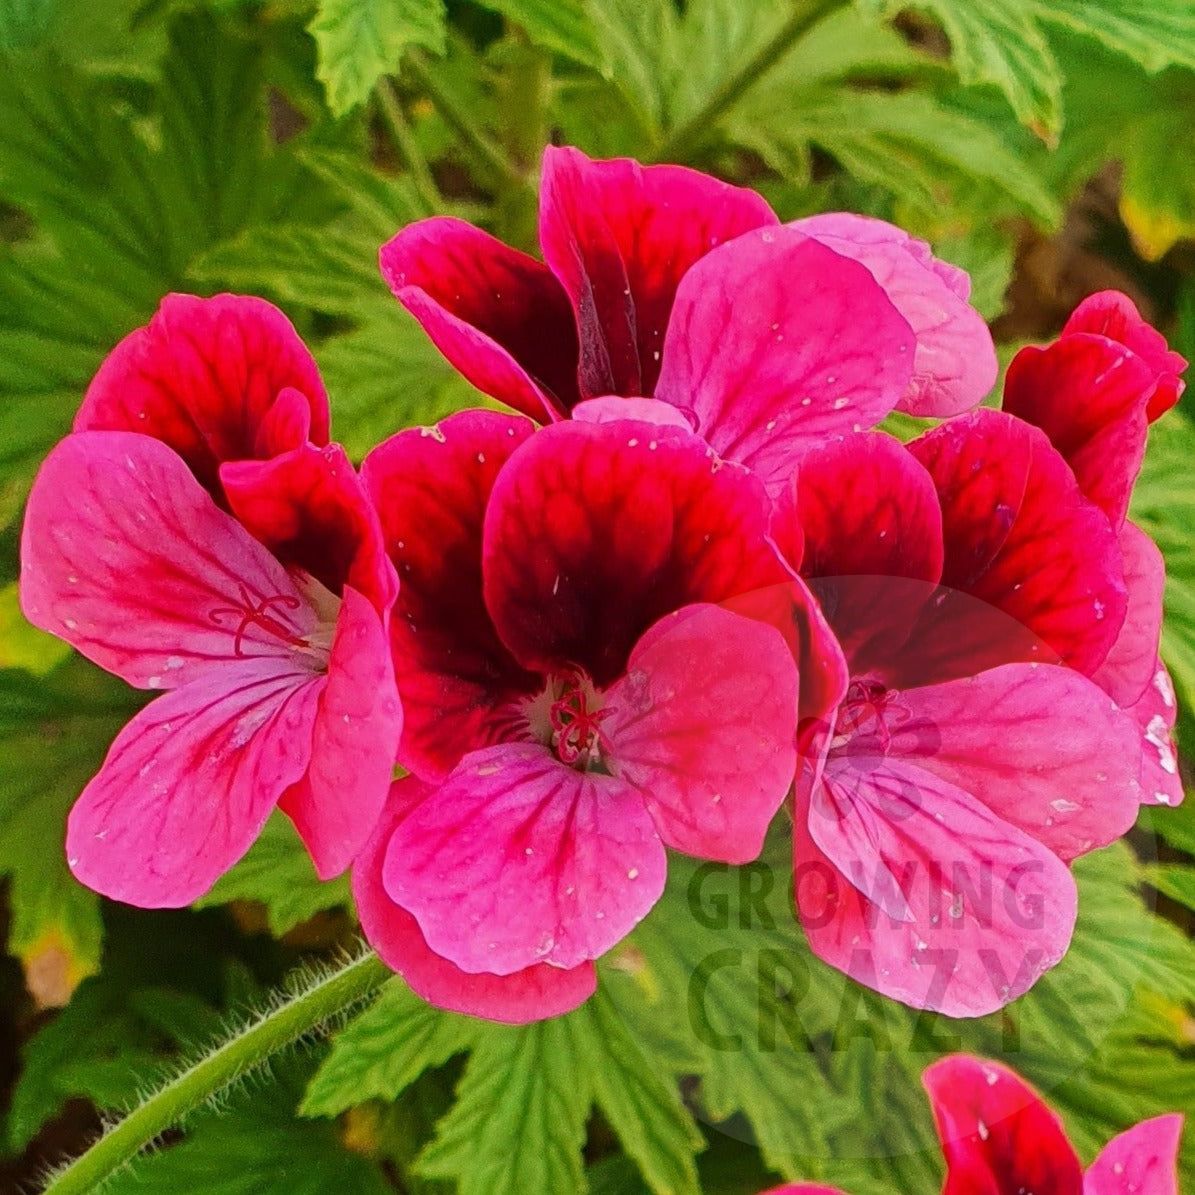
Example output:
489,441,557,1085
353,410,839,1022
776,412,1143,1015
379,147,996,491
762,1054,1183,1194
20,294,401,907
924,1055,1184,1195
1005,290,1188,807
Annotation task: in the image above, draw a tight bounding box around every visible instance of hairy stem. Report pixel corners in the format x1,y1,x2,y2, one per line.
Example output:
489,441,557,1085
406,51,531,194
653,0,844,163
43,949,392,1195
377,80,443,213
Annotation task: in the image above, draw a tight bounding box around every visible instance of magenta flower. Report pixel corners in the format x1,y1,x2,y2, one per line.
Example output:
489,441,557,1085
775,411,1144,1015
20,294,401,907
352,410,839,1022
924,1055,1183,1195
1005,290,1188,808
379,147,995,492
762,1054,1183,1194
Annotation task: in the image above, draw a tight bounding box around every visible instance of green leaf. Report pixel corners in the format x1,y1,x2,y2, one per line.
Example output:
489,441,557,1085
473,0,607,71
1119,101,1195,261
733,87,1060,227
0,10,339,527
416,1016,591,1195
301,981,479,1117
108,1054,392,1195
0,582,70,674
309,0,447,116
905,0,1063,136
574,988,703,1195
0,0,54,50
1145,863,1195,914
1035,0,1195,74
194,813,353,937
0,656,139,1009
1132,408,1195,715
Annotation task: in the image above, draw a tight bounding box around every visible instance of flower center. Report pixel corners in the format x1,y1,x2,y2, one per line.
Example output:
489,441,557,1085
831,679,902,752
526,669,613,770
209,581,334,667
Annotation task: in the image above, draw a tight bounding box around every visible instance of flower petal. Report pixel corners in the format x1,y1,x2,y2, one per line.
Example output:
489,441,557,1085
654,225,916,492
604,604,798,863
907,409,1126,682
20,431,315,690
483,419,789,685
922,1055,1084,1195
362,410,540,780
353,776,595,1023
1063,290,1187,422
66,659,321,907
380,216,578,418
884,664,1141,861
221,442,396,611
773,431,943,680
796,754,1077,1016
383,743,666,974
1125,660,1184,808
793,213,996,417
277,587,402,879
75,293,329,495
571,395,694,430
1089,521,1165,709
1085,1114,1184,1195
1003,333,1156,526
539,146,776,399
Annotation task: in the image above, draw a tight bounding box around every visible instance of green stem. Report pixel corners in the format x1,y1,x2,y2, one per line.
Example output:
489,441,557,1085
495,38,551,249
653,0,844,164
377,80,443,213
406,51,531,194
43,950,392,1195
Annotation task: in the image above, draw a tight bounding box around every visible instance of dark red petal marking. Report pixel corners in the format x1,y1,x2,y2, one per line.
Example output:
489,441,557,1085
221,442,396,611
362,410,540,780
482,419,790,686
75,293,328,495
907,409,1127,683
380,216,579,417
539,146,777,399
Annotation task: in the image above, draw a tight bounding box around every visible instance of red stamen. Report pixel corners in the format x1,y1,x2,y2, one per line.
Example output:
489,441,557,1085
210,585,305,657
548,669,611,766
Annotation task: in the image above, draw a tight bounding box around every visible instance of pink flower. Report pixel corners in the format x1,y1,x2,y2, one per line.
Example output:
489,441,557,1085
762,1054,1183,1194
353,410,838,1022
775,412,1143,1015
924,1055,1183,1195
1005,291,1188,807
380,147,995,492
20,294,401,907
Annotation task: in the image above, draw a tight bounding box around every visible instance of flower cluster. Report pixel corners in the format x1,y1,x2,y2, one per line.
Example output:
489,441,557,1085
20,147,1186,1024
764,1053,1184,1194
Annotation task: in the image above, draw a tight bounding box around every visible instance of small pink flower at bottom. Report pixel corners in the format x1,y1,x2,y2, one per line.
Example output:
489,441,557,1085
20,295,401,907
924,1055,1183,1195
760,1055,1183,1195
354,411,839,1021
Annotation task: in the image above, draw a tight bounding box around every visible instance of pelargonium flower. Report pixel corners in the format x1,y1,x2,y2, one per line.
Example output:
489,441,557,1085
777,412,1144,1015
379,146,996,492
761,1053,1183,1194
353,411,839,1022
923,1055,1184,1195
20,293,401,907
1005,290,1188,808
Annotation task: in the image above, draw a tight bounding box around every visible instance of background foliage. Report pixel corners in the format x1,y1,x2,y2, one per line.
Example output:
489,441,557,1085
1,0,1194,1191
